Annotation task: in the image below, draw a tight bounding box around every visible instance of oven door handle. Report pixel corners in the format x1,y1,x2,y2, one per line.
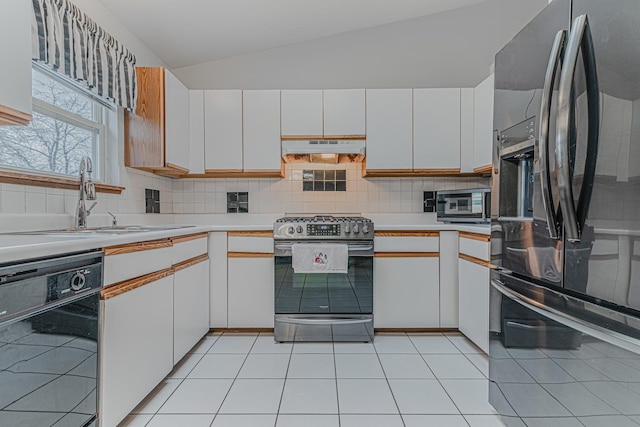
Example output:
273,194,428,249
277,318,373,326
274,243,373,252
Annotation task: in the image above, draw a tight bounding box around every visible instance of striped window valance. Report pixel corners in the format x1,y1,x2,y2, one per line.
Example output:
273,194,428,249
31,0,137,111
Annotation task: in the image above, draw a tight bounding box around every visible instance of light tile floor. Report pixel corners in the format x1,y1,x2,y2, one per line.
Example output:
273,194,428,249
120,332,506,427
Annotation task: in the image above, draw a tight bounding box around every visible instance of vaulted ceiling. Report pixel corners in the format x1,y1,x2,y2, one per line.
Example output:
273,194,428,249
97,0,489,68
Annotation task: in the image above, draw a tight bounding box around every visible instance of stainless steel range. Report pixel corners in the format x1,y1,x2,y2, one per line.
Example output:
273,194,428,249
273,215,374,342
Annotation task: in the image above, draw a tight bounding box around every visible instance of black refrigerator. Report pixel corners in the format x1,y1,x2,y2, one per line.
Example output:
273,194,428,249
490,0,640,425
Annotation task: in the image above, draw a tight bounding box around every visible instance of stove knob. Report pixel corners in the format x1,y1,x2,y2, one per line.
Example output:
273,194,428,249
296,226,303,233
352,223,359,233
344,223,350,233
287,226,295,235
362,224,370,234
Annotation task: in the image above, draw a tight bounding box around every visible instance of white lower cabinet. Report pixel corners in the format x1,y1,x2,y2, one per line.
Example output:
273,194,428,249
374,256,440,328
458,258,490,353
439,232,459,328
100,275,174,427
228,256,274,327
174,259,210,363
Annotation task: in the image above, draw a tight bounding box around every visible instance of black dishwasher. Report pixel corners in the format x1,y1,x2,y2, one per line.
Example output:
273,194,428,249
0,251,103,427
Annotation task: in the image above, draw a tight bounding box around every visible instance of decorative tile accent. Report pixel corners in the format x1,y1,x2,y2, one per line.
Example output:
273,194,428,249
227,192,249,213
303,169,346,192
145,188,160,213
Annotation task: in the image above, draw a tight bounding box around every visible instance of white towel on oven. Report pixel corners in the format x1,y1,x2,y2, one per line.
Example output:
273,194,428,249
291,244,348,274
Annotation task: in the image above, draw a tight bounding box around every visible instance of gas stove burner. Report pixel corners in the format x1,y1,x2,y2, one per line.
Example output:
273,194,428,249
274,215,374,240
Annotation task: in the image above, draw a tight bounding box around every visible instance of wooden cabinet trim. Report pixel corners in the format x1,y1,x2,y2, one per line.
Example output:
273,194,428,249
473,164,493,175
228,252,274,258
0,105,32,126
171,232,208,244
100,267,173,299
375,252,439,258
173,253,209,272
363,169,484,178
459,231,490,242
104,239,172,256
375,231,439,237
459,253,494,268
228,231,274,238
0,170,124,194
198,169,284,178
125,67,165,169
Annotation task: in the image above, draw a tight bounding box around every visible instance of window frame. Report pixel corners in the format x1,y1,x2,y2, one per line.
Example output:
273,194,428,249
0,63,117,185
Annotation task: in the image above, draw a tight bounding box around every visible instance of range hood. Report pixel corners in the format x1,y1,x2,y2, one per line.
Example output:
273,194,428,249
281,139,365,164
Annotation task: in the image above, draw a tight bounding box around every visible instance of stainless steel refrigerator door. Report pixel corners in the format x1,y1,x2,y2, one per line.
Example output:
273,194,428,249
490,270,640,426
563,0,640,311
492,0,570,284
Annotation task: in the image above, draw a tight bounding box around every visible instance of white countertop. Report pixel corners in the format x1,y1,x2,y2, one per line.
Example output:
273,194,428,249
0,213,490,264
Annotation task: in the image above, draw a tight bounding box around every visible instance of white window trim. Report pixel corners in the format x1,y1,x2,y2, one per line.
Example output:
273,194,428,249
0,65,120,185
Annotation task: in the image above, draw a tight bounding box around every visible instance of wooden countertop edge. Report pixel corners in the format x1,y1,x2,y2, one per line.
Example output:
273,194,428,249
173,253,209,272
171,232,208,244
228,231,274,238
459,231,491,242
459,253,494,268
101,267,173,300
104,239,172,256
228,252,274,258
375,231,439,237
375,252,439,258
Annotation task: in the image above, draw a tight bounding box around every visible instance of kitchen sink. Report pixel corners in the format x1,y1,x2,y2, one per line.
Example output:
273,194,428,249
8,224,196,237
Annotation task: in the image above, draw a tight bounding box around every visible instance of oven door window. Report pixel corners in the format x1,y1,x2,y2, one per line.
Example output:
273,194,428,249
275,256,373,314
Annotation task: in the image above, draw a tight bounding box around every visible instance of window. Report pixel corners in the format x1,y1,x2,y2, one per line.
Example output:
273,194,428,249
0,65,113,180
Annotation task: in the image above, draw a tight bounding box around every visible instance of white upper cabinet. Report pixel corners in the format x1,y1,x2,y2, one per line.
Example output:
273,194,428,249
164,71,190,170
281,90,323,137
188,90,205,175
460,88,475,173
323,89,365,136
0,0,32,125
413,88,461,170
204,90,243,171
243,90,282,171
365,89,413,170
474,74,495,170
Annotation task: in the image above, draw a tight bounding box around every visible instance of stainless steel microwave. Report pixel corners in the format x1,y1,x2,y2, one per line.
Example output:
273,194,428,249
436,189,491,223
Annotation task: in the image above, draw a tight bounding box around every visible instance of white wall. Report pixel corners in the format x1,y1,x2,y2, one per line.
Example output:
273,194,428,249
174,0,547,90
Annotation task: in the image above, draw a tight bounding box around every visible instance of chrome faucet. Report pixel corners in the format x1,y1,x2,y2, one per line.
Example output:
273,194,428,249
76,157,97,228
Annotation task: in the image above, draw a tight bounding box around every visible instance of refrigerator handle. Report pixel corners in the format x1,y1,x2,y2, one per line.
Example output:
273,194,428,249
491,279,640,356
539,29,567,240
556,14,600,242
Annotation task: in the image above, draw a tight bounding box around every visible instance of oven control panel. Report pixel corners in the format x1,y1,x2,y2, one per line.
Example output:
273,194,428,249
307,224,341,236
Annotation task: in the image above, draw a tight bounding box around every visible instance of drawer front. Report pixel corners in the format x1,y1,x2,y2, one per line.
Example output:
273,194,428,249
374,236,439,253
459,237,490,262
104,246,172,286
172,235,208,265
228,236,274,253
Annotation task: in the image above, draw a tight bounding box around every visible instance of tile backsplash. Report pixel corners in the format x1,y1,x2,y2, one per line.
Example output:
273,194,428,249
0,163,489,217
0,168,172,216
172,163,490,214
